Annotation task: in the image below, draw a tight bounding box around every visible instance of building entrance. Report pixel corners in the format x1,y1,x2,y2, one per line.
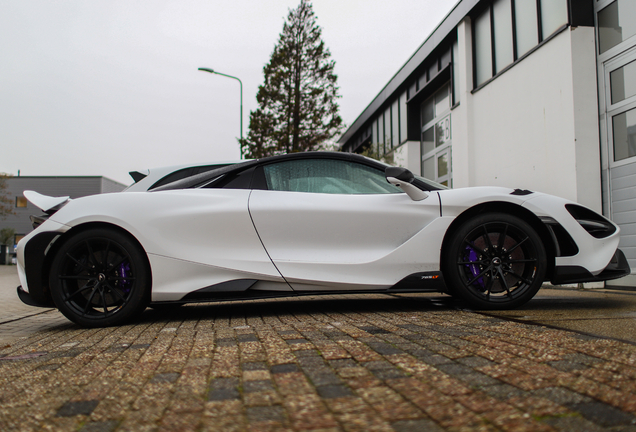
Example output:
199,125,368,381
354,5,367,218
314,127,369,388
597,0,636,283
420,82,452,187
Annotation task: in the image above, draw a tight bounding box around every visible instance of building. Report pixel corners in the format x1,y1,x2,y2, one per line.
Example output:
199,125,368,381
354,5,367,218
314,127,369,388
339,0,636,287
1,176,127,251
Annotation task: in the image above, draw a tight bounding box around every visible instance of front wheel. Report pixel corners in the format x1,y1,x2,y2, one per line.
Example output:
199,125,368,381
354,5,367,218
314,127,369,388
49,228,150,327
443,213,546,310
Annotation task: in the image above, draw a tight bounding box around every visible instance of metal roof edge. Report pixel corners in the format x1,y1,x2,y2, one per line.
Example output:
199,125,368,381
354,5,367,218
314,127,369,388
339,0,479,146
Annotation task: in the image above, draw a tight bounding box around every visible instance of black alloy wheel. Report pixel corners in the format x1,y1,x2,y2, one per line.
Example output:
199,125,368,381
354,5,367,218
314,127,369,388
443,213,546,309
49,228,150,327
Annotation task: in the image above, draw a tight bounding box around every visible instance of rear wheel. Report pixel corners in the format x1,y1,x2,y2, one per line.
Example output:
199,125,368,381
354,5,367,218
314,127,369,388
443,213,546,309
49,228,150,327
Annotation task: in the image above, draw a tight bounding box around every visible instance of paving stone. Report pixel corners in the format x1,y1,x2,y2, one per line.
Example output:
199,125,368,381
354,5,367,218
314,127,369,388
455,372,501,387
532,387,593,405
360,326,391,335
455,356,496,368
78,420,119,432
479,383,528,400
542,415,607,431
149,372,180,383
237,334,258,342
56,400,99,417
316,384,354,399
246,405,285,423
208,377,240,401
243,379,275,393
435,363,475,376
567,401,636,427
270,363,300,374
242,361,267,371
366,341,403,355
391,418,445,432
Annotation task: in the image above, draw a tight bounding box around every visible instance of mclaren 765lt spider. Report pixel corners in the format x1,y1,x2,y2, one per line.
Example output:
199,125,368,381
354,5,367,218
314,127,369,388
15,152,630,327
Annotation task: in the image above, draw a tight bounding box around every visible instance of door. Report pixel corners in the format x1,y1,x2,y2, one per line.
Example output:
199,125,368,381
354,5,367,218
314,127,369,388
420,83,452,187
248,158,441,291
603,47,636,278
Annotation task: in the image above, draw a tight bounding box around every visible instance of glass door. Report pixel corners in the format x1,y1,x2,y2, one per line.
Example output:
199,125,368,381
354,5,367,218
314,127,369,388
420,83,452,187
603,46,636,278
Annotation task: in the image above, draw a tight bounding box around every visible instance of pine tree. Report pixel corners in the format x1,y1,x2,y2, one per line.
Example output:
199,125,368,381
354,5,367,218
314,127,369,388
240,0,343,158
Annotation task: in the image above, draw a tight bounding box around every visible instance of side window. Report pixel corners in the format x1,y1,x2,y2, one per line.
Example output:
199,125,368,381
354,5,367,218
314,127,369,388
262,159,402,194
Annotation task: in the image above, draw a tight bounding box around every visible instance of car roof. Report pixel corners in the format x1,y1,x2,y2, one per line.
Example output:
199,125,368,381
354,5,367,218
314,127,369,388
151,152,386,192
150,151,446,192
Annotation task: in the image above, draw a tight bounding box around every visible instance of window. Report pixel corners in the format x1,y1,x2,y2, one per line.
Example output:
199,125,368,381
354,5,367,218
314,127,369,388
16,197,27,208
540,0,568,40
392,100,399,148
610,59,636,104
399,92,408,144
493,0,514,73
613,107,636,162
473,0,568,89
514,0,538,57
474,7,493,86
262,159,401,194
372,119,378,151
598,1,636,55
422,126,435,155
452,40,460,104
420,83,452,185
421,98,435,127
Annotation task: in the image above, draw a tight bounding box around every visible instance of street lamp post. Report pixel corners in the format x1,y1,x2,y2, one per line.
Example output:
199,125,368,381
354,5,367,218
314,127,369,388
198,67,244,159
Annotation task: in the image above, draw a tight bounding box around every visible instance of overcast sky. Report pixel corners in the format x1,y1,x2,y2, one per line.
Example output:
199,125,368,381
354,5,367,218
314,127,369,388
1,0,457,185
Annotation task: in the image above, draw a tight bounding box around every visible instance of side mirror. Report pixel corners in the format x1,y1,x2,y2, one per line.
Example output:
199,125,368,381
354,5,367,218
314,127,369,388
385,167,428,201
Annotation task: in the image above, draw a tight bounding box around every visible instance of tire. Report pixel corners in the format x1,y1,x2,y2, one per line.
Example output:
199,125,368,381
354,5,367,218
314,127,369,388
443,213,546,310
49,228,150,327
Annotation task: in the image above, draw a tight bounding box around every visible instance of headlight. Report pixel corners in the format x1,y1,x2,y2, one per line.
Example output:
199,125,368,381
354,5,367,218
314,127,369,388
565,204,617,239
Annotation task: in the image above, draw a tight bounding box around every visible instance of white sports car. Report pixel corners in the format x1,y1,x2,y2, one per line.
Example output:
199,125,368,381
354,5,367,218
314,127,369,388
15,152,630,327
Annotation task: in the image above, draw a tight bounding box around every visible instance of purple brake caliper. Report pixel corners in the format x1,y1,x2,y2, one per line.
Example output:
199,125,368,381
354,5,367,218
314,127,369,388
465,245,485,288
118,261,133,294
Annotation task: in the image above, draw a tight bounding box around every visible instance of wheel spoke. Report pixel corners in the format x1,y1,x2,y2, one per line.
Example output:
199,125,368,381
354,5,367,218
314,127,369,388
507,271,534,286
63,281,94,301
107,255,129,272
99,288,108,317
65,252,90,271
85,241,98,269
508,258,537,264
105,282,127,303
463,240,487,256
103,240,111,269
59,275,92,280
484,272,494,300
497,224,508,251
467,266,491,286
82,286,99,315
506,236,528,255
497,267,512,298
482,225,494,250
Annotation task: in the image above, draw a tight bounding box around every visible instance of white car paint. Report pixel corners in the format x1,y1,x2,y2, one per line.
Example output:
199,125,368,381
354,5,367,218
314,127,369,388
14,152,629,328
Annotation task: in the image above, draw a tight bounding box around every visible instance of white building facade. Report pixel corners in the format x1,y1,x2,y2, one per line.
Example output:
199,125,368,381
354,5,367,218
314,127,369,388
339,0,636,287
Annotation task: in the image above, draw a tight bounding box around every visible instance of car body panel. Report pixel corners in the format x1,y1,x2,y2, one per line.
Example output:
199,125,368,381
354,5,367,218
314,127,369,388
521,194,620,274
249,190,444,290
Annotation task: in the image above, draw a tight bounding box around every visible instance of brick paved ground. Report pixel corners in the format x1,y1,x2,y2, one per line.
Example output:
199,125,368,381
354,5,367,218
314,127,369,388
0,265,70,344
1,294,636,432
